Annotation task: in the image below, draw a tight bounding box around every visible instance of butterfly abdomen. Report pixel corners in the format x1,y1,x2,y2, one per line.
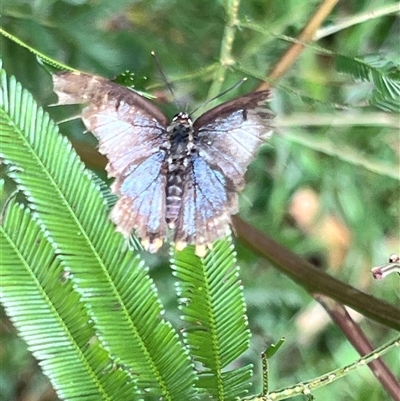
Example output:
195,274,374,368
165,113,194,228
166,161,186,227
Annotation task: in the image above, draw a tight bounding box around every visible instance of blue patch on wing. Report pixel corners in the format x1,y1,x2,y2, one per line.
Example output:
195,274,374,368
120,152,166,199
192,156,228,218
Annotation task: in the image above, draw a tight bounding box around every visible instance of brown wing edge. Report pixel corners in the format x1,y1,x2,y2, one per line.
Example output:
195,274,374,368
193,90,272,130
52,71,169,127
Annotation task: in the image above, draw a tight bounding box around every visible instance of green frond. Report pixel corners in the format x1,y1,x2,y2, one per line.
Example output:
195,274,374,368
199,366,253,400
0,61,196,399
335,54,400,111
370,90,400,112
0,201,139,401
172,238,252,400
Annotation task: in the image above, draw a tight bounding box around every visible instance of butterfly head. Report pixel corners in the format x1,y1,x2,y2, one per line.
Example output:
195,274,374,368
170,112,193,127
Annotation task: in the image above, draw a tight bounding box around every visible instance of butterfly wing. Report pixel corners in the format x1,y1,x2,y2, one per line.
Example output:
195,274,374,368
174,90,274,255
52,71,169,251
173,154,234,256
193,90,274,189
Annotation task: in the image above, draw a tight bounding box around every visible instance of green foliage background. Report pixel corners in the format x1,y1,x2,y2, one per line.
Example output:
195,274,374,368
0,0,399,400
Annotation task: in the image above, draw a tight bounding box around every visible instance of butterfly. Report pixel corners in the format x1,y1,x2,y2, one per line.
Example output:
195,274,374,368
52,71,274,256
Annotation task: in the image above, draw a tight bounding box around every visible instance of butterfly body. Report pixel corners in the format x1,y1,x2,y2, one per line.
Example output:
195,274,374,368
165,113,195,228
52,71,274,256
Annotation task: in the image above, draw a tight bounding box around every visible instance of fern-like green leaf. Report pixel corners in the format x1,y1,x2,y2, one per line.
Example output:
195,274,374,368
172,239,252,400
0,61,196,399
335,54,400,111
0,201,139,400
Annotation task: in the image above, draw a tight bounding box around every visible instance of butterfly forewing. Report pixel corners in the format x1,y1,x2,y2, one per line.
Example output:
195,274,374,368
194,90,273,189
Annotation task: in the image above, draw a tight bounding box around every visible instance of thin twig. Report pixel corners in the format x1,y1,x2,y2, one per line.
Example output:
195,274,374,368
204,0,241,108
231,215,400,331
315,3,400,40
0,27,74,71
275,112,400,128
280,131,400,181
315,294,400,401
257,0,339,90
248,335,400,400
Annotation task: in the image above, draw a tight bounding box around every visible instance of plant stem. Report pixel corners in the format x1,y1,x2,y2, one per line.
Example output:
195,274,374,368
316,294,400,401
315,4,400,40
258,0,339,90
232,215,400,331
204,0,240,108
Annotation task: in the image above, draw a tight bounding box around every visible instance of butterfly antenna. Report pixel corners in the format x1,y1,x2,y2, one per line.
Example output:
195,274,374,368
190,77,247,115
151,51,182,110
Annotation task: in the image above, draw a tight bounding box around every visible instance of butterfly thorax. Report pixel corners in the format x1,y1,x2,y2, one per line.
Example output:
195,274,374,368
165,112,195,227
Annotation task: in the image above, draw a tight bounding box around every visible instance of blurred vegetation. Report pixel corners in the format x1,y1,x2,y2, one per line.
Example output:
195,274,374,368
0,0,399,400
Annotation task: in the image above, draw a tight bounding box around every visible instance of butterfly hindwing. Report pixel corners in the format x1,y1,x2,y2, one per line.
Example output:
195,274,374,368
110,151,168,251
174,154,234,254
53,71,169,251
